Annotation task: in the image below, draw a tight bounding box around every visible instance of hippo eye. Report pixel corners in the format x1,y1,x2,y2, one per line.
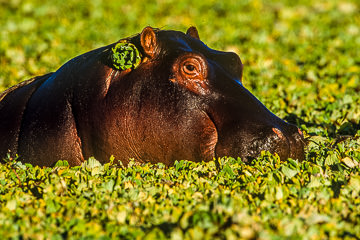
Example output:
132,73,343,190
182,61,199,76
172,53,209,95
185,64,195,72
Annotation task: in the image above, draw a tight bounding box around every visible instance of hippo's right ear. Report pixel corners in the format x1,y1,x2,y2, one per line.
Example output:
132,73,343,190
140,26,158,58
186,26,200,40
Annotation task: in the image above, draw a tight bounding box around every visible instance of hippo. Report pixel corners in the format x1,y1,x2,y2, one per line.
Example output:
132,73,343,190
0,26,305,167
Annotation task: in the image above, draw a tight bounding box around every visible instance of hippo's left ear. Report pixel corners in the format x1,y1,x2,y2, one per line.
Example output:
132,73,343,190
140,26,158,58
186,26,200,40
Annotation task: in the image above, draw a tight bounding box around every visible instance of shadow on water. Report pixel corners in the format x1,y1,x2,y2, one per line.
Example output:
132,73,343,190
284,113,322,129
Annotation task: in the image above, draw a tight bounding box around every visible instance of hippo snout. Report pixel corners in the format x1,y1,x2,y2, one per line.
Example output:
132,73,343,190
280,124,306,160
214,119,305,163
251,124,305,161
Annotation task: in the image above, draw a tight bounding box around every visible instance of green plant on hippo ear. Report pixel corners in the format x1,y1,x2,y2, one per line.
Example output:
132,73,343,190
111,41,142,71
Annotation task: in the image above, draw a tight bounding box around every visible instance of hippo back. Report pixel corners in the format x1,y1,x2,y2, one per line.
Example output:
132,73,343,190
0,73,52,159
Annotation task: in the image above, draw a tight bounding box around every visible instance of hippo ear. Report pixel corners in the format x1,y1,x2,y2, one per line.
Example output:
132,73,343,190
140,26,158,58
186,26,200,40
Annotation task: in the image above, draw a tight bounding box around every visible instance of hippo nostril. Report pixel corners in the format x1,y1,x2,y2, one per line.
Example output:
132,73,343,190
297,128,304,137
272,127,285,141
293,128,307,147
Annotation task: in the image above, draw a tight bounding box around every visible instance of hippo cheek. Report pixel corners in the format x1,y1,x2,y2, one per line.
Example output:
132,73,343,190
197,111,219,161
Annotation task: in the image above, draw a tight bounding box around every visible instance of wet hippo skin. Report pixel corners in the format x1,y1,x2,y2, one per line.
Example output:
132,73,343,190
0,26,305,166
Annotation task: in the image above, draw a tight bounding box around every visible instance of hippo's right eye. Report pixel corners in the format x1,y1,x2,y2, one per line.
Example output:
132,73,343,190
185,64,195,72
171,53,209,95
183,63,198,75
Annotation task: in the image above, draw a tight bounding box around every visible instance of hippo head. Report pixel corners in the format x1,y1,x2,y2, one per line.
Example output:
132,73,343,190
0,26,305,166
95,26,305,164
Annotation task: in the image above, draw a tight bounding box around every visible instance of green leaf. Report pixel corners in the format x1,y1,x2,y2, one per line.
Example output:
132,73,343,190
325,152,339,166
307,176,322,188
281,165,298,179
5,199,17,211
341,157,359,168
348,176,360,193
46,199,60,214
102,179,115,192
86,157,102,169
306,214,330,225
54,160,69,167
